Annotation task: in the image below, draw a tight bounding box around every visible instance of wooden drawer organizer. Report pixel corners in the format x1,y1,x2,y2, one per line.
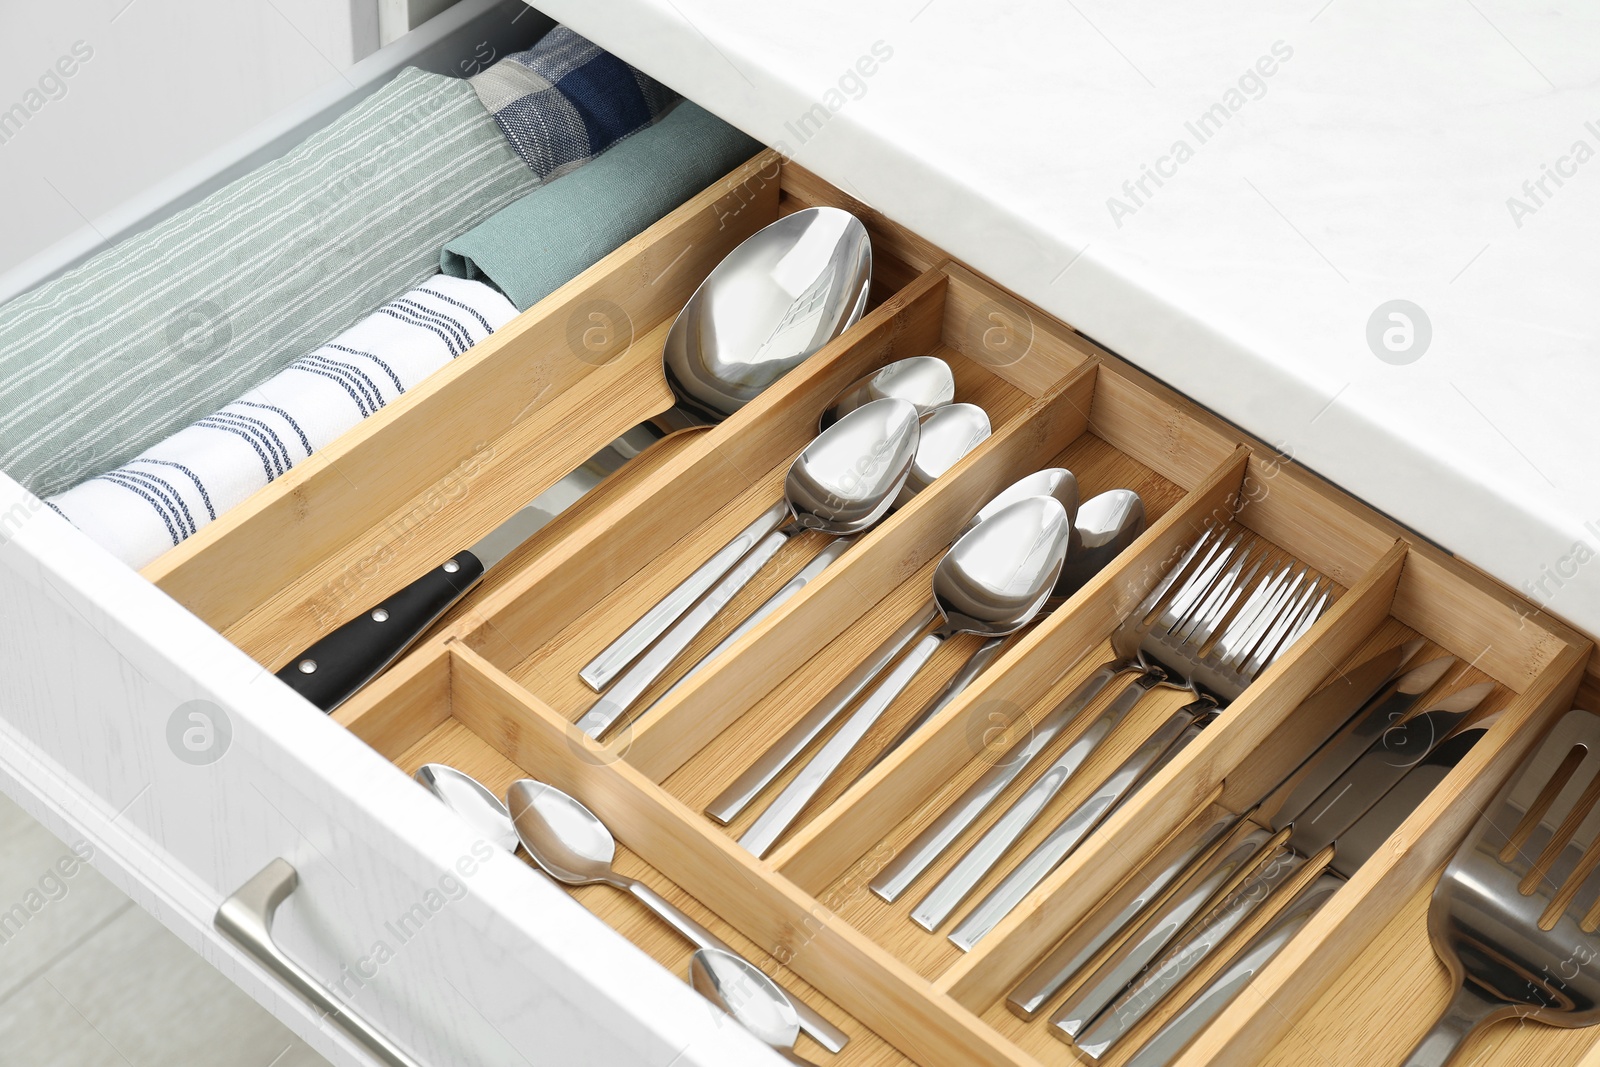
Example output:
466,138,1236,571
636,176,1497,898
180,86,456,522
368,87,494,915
140,151,1595,1066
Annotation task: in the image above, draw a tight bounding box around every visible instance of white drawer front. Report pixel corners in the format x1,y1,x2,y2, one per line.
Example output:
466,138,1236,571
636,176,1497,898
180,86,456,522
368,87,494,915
0,477,779,1066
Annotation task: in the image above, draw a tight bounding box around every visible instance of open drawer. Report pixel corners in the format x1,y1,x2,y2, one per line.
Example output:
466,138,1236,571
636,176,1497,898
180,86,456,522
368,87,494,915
1,14,1598,1067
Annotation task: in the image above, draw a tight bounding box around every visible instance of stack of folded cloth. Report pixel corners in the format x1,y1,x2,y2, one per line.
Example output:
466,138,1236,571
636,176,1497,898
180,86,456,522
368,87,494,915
31,24,763,569
46,277,518,567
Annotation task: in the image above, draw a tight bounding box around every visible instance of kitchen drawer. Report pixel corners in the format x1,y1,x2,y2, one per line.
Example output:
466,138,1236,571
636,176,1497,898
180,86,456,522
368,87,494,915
2,10,1599,1067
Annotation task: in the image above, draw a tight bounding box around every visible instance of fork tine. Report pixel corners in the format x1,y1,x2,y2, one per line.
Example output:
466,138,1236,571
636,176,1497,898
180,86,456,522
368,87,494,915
1172,543,1253,642
1210,557,1298,664
1156,530,1244,632
1264,575,1328,665
1174,546,1260,650
1138,525,1231,630
1498,740,1597,883
1238,569,1321,678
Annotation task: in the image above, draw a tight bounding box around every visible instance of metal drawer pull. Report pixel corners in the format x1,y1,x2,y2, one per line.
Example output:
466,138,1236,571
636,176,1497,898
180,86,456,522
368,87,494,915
216,859,425,1067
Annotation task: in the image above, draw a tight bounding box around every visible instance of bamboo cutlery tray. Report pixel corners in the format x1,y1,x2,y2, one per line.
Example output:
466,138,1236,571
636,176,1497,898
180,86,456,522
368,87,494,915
138,152,1596,1066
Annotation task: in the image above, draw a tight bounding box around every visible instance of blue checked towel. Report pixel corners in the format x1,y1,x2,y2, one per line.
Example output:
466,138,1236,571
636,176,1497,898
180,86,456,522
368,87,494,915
469,26,680,179
46,277,517,568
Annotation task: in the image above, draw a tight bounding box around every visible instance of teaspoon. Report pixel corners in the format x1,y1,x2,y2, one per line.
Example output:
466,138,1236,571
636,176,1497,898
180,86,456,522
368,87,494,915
505,779,849,1053
739,495,1073,858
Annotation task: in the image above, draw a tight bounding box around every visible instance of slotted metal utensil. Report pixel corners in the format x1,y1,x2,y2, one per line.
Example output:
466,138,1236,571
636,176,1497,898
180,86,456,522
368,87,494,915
1399,707,1600,1066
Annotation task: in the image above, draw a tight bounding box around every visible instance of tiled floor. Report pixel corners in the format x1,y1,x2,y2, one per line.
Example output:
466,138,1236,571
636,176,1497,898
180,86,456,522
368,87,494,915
0,793,329,1066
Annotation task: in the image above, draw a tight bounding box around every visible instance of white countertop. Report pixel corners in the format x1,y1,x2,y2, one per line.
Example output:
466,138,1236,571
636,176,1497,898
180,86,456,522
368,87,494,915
537,0,1600,638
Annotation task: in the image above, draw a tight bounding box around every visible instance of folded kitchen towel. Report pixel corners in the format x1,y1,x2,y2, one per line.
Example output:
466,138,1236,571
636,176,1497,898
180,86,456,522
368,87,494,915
45,276,517,569
469,25,681,180
440,102,762,310
0,67,538,499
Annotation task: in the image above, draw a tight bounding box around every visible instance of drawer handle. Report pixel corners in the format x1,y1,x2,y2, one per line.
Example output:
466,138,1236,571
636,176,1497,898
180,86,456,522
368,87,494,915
216,859,425,1067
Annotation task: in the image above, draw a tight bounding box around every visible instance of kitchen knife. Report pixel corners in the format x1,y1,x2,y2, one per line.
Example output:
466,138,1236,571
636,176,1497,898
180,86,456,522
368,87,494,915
1071,684,1494,1056
1113,726,1488,1067
1007,640,1424,1020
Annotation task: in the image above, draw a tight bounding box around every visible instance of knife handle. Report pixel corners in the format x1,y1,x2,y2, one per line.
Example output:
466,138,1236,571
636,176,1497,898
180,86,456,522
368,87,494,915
274,551,485,712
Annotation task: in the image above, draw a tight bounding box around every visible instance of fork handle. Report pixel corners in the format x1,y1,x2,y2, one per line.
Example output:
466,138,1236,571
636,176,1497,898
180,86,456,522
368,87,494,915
1400,982,1506,1067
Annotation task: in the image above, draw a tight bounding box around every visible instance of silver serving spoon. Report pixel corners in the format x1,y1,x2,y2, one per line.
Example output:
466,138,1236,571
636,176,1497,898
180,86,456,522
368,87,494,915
505,779,849,1053
689,948,811,1065
576,398,922,738
276,208,871,714
739,495,1074,858
582,356,955,693
701,468,1081,829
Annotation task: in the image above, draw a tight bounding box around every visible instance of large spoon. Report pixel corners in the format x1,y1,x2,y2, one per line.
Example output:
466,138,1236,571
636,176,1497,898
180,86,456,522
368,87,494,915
689,948,811,1065
877,488,1146,755
702,468,1081,828
505,779,849,1053
276,207,871,713
581,356,955,693
576,397,922,738
739,495,1073,858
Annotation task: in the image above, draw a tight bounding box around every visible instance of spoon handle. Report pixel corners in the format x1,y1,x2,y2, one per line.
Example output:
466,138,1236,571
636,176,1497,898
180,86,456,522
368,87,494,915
651,535,857,711
909,669,1165,931
580,501,791,691
622,878,851,1054
868,660,1128,904
741,630,948,858
705,603,939,826
868,634,1009,772
576,525,796,738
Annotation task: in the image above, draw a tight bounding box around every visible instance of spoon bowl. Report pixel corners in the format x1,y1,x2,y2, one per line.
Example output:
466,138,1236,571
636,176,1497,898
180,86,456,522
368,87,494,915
663,207,872,425
935,495,1073,635
414,763,519,854
784,397,920,535
1052,488,1145,599
689,948,804,1059
894,403,992,506
821,355,955,427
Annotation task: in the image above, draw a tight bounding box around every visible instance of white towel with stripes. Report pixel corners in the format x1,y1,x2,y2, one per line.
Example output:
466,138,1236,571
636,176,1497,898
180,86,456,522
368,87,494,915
47,275,517,569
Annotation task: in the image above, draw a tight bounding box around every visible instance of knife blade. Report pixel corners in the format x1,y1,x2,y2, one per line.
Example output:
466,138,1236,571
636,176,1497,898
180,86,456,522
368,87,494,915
1114,726,1488,1067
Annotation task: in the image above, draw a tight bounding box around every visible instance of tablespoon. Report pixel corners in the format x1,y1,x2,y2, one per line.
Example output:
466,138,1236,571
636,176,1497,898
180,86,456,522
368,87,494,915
276,207,871,713
623,400,991,724
702,469,1081,828
689,948,811,1064
576,398,922,738
505,779,849,1053
582,356,955,693
877,489,1145,758
739,495,1073,858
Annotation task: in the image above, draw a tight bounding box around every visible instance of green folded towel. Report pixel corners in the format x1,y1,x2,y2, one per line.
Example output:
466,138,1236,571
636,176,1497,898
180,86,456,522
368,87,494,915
440,101,761,311
0,68,538,497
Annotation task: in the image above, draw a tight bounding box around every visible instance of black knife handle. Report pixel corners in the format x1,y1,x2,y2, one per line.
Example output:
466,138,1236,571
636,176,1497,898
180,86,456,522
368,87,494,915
275,551,486,712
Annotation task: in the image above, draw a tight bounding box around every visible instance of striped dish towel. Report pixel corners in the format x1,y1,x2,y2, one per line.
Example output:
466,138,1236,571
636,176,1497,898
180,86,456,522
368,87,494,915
45,276,517,569
470,26,680,179
0,67,538,499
